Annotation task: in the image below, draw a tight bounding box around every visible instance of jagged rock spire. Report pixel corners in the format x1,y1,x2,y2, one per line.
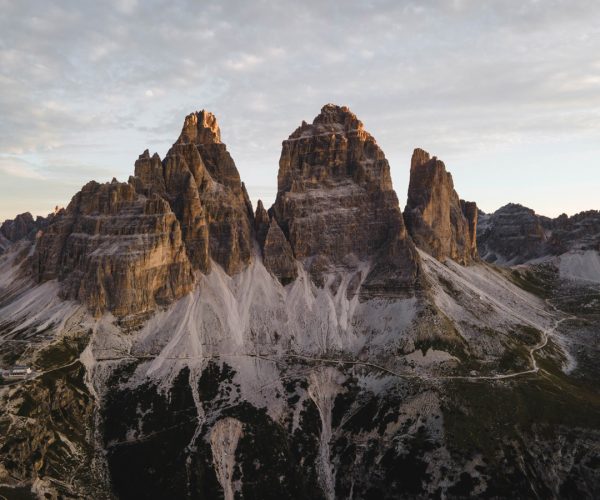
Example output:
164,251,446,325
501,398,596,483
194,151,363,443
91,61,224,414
32,108,254,320
404,148,478,264
177,110,222,145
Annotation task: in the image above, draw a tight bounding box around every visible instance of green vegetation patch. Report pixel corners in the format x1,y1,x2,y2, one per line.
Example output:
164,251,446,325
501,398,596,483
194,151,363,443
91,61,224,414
35,330,91,371
508,265,557,299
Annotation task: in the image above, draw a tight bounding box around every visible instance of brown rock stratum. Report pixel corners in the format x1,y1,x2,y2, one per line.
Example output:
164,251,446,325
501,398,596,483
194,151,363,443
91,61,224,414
33,180,195,318
19,105,487,319
404,148,478,265
269,104,419,294
32,110,253,320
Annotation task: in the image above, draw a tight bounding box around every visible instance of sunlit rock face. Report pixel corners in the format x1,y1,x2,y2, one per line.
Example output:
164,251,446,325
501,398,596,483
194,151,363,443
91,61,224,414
404,148,478,265
269,104,419,293
31,110,254,319
136,110,254,276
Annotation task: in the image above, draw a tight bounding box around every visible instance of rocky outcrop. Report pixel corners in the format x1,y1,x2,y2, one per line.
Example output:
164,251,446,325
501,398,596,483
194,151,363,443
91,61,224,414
548,210,600,254
269,104,419,292
31,110,256,318
262,218,297,284
254,200,270,248
254,199,297,284
404,149,478,265
477,204,548,264
461,200,478,259
134,110,254,275
0,211,56,246
0,212,37,242
33,180,195,318
478,205,600,264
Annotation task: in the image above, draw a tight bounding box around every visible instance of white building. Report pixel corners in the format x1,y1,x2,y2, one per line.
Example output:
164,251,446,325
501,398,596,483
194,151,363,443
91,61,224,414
7,365,32,378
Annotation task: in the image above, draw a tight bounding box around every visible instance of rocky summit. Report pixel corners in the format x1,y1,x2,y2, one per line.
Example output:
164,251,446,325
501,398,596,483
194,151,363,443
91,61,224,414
135,110,254,276
404,148,478,265
0,211,56,251
0,105,599,500
30,111,255,322
269,104,419,293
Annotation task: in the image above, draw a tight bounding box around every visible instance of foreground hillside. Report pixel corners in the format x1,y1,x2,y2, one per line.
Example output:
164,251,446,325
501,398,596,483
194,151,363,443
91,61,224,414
0,106,598,499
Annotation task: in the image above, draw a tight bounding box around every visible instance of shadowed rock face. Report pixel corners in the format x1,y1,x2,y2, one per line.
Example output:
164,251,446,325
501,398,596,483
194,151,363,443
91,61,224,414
138,110,255,275
0,211,56,249
549,210,600,253
0,233,9,254
269,104,419,292
33,180,195,318
404,148,478,265
0,212,37,242
253,200,270,249
262,218,297,285
477,203,548,264
478,204,600,264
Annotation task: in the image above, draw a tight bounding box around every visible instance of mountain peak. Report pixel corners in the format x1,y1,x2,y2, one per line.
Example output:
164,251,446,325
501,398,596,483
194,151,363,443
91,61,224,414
177,109,221,145
411,148,433,171
268,105,418,290
404,148,478,264
288,103,366,140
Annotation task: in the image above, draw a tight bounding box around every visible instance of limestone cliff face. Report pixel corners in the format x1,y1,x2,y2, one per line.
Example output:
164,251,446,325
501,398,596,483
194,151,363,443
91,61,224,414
253,200,270,249
404,149,478,265
461,200,478,260
477,203,547,264
32,109,254,318
549,210,600,253
269,104,419,292
135,110,254,275
1,212,37,242
33,180,195,318
262,218,298,285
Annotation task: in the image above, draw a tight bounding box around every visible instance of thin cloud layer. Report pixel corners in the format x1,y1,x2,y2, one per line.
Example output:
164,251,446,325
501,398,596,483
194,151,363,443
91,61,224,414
1,0,599,221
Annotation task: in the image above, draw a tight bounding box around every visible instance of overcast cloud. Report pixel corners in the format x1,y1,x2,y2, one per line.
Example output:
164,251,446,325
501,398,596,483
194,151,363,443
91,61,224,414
1,0,599,221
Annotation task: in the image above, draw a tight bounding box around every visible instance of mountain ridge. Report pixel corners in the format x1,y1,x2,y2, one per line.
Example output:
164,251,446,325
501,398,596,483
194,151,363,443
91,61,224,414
0,105,598,499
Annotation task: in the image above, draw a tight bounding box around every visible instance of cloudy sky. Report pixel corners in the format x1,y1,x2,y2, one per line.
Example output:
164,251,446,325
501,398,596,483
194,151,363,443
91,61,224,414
1,0,599,222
